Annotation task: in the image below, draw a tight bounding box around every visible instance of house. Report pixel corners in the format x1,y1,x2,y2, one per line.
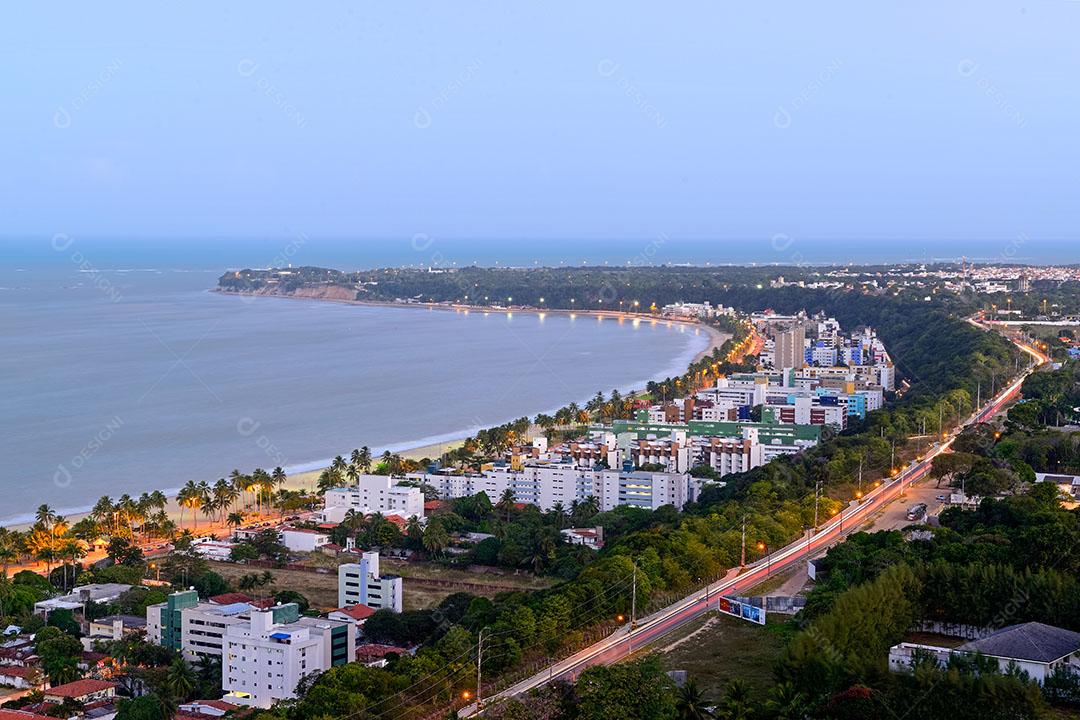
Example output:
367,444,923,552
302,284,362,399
0,666,45,690
561,527,604,550
355,644,407,668
279,527,331,553
0,711,53,720
82,615,146,650
176,700,241,718
42,679,118,705
191,538,236,561
889,622,1080,683
328,604,375,642
33,584,133,617
1035,472,1080,500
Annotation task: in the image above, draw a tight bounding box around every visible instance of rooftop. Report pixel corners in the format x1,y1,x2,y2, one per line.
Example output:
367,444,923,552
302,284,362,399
44,679,117,699
958,622,1080,664
0,711,53,720
333,604,376,621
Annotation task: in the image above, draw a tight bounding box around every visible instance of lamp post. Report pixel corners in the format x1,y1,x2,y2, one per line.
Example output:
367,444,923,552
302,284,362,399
757,541,771,576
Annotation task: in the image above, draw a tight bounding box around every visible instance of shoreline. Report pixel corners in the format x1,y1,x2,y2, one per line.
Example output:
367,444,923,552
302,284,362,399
5,294,728,533
213,288,729,365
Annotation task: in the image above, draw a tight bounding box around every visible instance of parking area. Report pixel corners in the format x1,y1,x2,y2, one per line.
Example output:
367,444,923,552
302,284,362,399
854,481,948,533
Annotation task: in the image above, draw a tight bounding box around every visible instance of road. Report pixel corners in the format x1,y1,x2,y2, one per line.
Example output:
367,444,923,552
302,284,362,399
462,329,1047,716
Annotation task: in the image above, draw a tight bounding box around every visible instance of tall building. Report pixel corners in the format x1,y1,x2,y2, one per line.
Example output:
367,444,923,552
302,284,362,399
146,590,308,664
338,551,403,613
319,474,425,523
774,326,806,370
222,609,352,709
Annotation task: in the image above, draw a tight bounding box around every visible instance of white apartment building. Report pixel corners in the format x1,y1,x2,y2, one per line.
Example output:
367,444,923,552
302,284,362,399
338,551,403,613
408,462,702,513
147,593,257,663
222,610,353,709
321,474,425,521
694,425,817,477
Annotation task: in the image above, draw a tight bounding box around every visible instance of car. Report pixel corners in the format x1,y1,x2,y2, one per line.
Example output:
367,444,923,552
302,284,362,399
936,494,947,501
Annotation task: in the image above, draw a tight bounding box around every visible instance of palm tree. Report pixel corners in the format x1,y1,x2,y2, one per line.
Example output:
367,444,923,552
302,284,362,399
229,468,248,507
35,504,57,529
227,512,245,534
27,528,56,574
497,489,516,522
675,678,714,720
164,657,197,702
422,522,449,558
719,679,752,720
58,538,85,592
272,466,287,492
358,446,372,473
91,496,115,530
0,528,18,577
548,502,568,529
763,682,806,720
331,455,348,474
178,480,205,529
212,479,234,523
346,464,360,487
524,528,556,574
201,497,219,526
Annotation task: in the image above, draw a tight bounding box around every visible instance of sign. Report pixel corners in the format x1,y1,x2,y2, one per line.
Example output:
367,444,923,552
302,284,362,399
716,596,765,626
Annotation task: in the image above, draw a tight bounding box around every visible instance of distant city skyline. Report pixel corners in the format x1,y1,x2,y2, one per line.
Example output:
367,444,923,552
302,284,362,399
3,2,1079,241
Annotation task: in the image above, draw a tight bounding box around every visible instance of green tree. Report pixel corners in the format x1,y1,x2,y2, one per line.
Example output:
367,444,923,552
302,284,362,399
576,655,677,720
164,656,197,702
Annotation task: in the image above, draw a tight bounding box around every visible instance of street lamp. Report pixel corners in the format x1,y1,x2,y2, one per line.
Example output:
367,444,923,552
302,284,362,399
757,541,771,576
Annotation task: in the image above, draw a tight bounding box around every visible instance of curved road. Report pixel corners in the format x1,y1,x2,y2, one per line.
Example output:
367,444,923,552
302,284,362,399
462,330,1047,716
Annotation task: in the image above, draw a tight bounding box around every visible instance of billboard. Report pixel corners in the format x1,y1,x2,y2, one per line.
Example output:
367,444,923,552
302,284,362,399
716,596,766,626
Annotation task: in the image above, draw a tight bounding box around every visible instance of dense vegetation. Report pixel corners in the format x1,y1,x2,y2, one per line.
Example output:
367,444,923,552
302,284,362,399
243,283,1026,719
776,361,1080,718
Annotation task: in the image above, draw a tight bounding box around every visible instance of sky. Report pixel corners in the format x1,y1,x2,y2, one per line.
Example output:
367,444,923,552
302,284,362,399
2,2,1078,245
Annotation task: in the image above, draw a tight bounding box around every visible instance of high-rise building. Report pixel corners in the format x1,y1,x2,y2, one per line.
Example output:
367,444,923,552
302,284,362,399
338,551,403,613
222,609,352,709
774,326,806,370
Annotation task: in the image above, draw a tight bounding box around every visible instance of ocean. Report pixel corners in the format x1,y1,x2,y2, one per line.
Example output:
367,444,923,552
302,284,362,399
0,240,709,525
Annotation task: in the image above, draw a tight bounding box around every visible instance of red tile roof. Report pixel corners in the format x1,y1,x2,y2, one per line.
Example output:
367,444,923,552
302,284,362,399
0,710,54,720
0,667,38,679
424,500,445,511
44,679,117,699
333,604,375,621
355,644,407,661
383,515,408,529
178,699,241,715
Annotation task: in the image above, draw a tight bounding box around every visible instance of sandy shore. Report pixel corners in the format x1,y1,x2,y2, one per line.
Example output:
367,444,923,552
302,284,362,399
7,298,729,534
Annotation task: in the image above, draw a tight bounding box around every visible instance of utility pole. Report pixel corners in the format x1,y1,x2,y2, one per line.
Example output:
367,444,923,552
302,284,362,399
740,516,747,566
976,381,981,409
628,563,638,653
858,455,864,495
813,482,821,530
477,627,487,711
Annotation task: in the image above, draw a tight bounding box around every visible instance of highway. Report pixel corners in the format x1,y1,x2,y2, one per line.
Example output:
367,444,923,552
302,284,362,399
461,329,1047,717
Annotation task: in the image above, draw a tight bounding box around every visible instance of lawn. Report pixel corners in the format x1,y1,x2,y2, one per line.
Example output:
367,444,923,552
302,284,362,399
207,557,556,612
649,611,793,702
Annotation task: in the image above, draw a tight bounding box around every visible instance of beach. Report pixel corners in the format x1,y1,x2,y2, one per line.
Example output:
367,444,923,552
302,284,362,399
6,297,728,534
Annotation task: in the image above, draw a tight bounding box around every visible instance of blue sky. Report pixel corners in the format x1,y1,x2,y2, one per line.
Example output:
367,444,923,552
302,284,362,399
2,2,1078,243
